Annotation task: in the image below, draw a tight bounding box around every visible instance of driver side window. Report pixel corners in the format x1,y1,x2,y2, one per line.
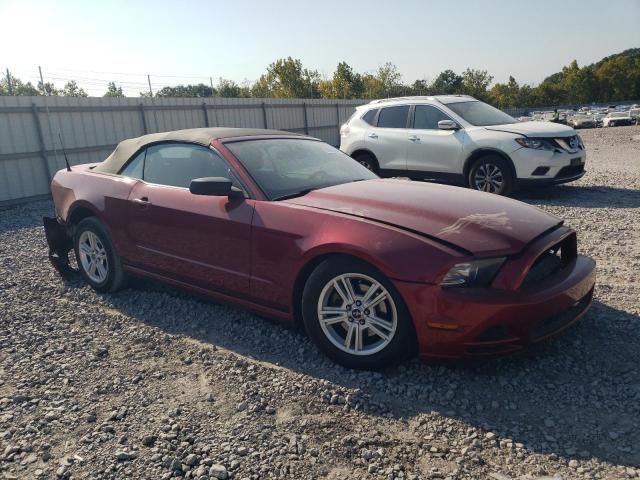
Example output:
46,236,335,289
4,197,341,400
413,105,453,129
121,143,240,189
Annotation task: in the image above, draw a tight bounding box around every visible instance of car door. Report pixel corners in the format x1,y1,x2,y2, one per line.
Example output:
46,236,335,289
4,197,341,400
123,142,254,296
406,104,466,174
366,105,410,172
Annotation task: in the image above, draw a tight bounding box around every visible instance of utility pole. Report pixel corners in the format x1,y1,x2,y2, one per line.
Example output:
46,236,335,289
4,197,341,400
6,68,12,95
210,77,214,96
147,74,153,97
38,66,45,94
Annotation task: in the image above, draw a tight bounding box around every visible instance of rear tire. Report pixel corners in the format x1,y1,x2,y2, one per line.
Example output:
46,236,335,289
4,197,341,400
74,217,125,293
468,155,514,196
353,152,379,174
302,256,416,370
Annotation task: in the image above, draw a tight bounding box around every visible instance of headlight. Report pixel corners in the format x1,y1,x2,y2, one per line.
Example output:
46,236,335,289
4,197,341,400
441,257,506,288
515,137,556,150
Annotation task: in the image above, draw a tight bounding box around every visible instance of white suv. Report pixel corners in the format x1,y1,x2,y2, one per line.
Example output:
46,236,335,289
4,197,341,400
339,95,586,195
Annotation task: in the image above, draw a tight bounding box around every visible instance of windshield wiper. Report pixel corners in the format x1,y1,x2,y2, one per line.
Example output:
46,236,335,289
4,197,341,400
273,179,369,201
272,188,317,201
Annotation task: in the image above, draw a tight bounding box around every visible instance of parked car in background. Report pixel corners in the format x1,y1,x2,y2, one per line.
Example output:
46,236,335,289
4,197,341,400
602,111,634,127
44,127,596,369
629,108,640,124
568,114,597,129
340,96,586,196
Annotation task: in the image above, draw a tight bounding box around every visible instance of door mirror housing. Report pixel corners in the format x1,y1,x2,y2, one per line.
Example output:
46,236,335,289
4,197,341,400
189,177,243,198
438,119,460,130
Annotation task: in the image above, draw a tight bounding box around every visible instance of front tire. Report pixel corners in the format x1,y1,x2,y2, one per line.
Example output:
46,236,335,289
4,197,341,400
302,257,416,370
353,152,379,174
74,217,125,293
468,155,514,196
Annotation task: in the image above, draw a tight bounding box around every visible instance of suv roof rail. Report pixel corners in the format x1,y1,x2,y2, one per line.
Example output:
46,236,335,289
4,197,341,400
368,97,419,104
368,94,476,105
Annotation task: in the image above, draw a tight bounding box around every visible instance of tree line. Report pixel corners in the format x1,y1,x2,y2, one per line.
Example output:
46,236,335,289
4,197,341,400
1,49,638,108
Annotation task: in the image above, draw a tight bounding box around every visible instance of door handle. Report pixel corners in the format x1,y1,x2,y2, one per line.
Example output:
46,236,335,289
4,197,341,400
132,197,151,207
408,135,420,142
368,133,378,139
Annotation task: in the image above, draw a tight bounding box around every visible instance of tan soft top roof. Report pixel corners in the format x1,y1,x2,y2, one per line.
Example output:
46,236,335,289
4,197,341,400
93,127,306,174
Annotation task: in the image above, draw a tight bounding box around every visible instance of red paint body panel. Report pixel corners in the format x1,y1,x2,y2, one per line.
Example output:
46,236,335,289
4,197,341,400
285,179,562,257
48,134,596,361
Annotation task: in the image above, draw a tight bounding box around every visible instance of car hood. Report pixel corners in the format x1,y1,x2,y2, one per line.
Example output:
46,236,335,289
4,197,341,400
484,121,575,137
284,179,561,256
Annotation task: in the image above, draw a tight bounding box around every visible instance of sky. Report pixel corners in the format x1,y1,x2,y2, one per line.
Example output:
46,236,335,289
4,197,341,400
1,0,639,96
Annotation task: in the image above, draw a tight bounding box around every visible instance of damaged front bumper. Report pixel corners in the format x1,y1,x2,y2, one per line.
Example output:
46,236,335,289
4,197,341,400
43,216,76,276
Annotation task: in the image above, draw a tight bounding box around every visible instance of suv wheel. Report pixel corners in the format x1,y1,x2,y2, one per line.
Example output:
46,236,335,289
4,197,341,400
468,155,514,196
353,152,378,174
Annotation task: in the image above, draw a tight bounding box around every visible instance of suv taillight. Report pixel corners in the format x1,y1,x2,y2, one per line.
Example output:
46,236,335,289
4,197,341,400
340,124,350,136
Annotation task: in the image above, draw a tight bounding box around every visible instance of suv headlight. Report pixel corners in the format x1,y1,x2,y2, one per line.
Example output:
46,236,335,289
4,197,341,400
515,137,556,150
441,257,506,288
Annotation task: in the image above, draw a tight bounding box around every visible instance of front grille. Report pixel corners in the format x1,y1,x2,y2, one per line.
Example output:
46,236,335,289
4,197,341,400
521,233,577,289
553,135,583,152
556,164,585,179
531,288,593,340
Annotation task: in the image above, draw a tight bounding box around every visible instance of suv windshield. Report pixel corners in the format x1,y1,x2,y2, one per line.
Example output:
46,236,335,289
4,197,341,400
225,139,378,200
446,101,517,126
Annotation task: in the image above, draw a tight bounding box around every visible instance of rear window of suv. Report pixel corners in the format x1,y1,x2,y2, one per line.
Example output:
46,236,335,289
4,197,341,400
362,109,378,125
377,106,409,128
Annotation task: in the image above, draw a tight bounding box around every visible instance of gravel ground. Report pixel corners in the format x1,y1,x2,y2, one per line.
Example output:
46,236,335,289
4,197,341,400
1,125,639,480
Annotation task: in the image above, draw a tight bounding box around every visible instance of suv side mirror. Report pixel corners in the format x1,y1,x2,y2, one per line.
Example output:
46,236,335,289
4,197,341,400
438,120,460,130
189,177,244,198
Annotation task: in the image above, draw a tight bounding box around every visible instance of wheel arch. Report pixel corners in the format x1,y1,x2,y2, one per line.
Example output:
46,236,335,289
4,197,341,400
463,148,516,186
66,201,101,228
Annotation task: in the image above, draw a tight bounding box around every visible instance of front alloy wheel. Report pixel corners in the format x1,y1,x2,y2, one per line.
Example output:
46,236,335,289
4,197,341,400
317,273,397,356
302,257,416,369
474,163,504,193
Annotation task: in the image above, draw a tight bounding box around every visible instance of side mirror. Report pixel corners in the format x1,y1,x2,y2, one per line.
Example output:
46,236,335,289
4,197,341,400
438,120,460,131
189,177,243,198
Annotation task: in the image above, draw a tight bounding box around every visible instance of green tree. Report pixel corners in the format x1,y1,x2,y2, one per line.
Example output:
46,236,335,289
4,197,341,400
376,62,402,96
431,70,463,94
258,57,320,98
330,61,364,98
61,80,87,97
37,81,59,96
237,80,253,98
0,73,41,95
104,82,125,97
250,76,272,98
216,78,241,97
461,69,493,100
155,84,214,97
361,73,384,99
410,79,431,96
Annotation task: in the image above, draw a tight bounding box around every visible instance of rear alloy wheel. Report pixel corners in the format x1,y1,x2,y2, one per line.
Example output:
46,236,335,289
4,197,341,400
469,155,514,196
302,257,415,369
74,217,125,293
353,152,378,174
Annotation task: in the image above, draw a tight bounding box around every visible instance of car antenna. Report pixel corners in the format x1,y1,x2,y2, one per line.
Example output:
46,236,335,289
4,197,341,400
58,132,71,172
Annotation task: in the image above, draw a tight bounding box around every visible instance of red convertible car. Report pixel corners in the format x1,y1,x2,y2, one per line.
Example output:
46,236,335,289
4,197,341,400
45,128,595,369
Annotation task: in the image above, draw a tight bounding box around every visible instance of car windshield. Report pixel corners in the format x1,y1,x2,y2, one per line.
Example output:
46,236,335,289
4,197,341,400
446,101,517,126
225,138,378,200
